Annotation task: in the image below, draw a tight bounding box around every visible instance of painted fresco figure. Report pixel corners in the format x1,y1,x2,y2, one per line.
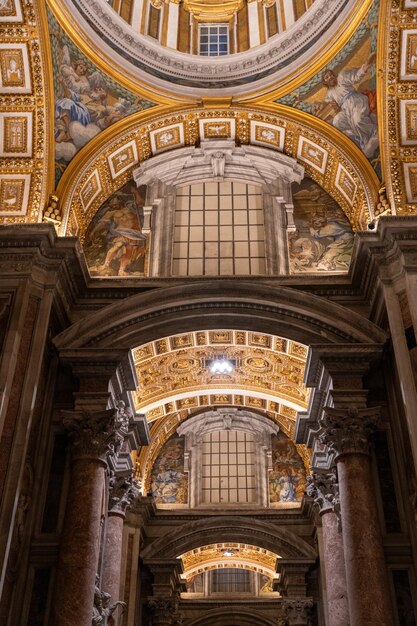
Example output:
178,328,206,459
308,213,354,271
54,45,134,161
278,475,299,502
315,54,378,157
89,196,147,277
151,469,184,503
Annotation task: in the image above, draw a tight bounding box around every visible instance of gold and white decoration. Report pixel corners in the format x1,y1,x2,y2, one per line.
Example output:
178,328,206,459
0,0,50,224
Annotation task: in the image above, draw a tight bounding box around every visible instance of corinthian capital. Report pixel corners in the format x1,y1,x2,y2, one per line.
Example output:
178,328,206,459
319,406,380,458
281,598,314,625
148,597,177,622
63,402,130,463
108,473,139,516
306,469,341,529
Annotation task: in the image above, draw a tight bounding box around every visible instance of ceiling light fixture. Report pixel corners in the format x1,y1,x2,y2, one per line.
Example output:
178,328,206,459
222,549,235,557
209,359,234,374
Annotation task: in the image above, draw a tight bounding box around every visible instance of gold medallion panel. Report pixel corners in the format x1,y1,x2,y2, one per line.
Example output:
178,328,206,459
379,0,417,211
0,0,52,224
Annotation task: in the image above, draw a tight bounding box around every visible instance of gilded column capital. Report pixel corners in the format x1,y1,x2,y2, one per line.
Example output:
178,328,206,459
319,406,379,459
63,401,131,464
108,473,139,517
306,469,341,530
281,598,314,625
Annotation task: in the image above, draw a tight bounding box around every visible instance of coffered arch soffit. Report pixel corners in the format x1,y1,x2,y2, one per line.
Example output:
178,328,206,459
132,330,309,415
56,105,380,239
53,281,388,353
140,516,317,560
132,327,313,490
179,543,281,579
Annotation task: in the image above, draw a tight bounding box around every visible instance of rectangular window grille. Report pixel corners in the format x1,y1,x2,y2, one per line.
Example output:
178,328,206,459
172,182,265,277
201,430,256,504
211,569,251,593
199,24,229,56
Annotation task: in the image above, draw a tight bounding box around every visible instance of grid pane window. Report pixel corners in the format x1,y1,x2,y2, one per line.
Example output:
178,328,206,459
202,430,256,504
199,25,229,56
211,569,251,593
172,182,265,277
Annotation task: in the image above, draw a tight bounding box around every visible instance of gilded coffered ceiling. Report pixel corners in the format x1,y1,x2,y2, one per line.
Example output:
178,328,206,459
179,543,280,580
1,0,415,231
133,329,311,487
379,0,417,212
132,329,309,414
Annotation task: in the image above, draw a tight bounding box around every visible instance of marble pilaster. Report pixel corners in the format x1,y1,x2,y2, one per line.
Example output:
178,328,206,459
320,407,394,626
307,470,349,626
277,560,315,598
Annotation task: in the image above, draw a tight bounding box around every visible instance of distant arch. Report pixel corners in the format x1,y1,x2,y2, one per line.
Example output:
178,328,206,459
54,281,387,353
140,516,317,560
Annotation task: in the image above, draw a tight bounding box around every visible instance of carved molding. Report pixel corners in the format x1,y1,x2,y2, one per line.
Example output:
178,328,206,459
133,141,304,189
148,597,177,623
54,0,356,96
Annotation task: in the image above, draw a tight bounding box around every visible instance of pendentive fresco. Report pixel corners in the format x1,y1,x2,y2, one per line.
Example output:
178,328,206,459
47,8,155,184
269,432,306,504
278,0,380,174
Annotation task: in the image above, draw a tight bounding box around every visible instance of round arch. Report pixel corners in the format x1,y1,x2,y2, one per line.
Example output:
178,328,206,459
56,104,380,237
54,281,387,352
186,608,277,626
140,516,317,560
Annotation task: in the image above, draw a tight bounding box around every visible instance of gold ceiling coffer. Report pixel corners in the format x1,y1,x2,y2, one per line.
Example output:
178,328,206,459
183,0,246,20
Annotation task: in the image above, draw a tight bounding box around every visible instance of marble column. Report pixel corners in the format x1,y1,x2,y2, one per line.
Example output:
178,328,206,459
50,404,130,626
320,407,394,626
307,470,349,626
282,598,314,626
102,474,138,626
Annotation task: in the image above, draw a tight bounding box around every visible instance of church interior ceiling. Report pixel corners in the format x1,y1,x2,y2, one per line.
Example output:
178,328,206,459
0,0,415,226
133,330,311,490
59,105,379,239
